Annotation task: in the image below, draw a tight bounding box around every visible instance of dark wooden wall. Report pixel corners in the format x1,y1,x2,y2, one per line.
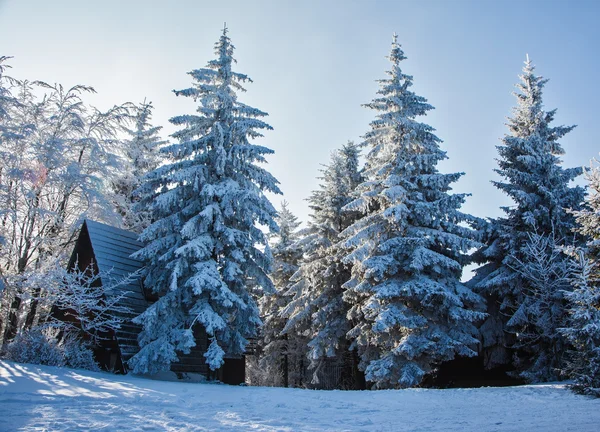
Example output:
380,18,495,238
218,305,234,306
169,324,209,376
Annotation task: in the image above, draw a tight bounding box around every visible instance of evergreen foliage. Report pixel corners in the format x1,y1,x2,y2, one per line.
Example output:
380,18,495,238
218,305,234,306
509,230,571,381
561,161,600,396
342,36,484,389
259,201,303,387
129,28,280,375
112,100,167,233
473,57,584,376
282,142,363,387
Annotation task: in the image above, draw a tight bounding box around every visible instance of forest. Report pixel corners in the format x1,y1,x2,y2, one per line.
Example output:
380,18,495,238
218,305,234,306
0,26,599,398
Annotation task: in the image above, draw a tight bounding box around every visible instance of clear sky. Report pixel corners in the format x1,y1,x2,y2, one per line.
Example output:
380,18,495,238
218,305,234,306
0,0,598,225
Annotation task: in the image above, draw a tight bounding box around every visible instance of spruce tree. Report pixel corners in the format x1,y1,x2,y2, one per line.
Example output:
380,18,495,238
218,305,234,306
342,36,484,389
112,100,166,233
561,161,600,396
282,142,363,388
259,201,302,387
473,57,584,378
129,27,280,374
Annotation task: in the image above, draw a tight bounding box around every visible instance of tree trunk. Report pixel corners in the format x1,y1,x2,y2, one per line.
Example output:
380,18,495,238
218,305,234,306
283,333,289,388
352,349,366,390
22,286,42,331
2,291,21,345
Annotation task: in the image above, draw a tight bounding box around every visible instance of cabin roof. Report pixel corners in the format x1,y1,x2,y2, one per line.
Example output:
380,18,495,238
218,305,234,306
84,219,146,306
85,219,144,275
77,219,148,364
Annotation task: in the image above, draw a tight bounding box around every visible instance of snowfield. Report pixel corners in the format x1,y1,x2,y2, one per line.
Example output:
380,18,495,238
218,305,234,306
0,360,598,431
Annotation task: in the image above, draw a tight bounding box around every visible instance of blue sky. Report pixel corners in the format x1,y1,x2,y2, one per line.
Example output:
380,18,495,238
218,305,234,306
0,0,598,225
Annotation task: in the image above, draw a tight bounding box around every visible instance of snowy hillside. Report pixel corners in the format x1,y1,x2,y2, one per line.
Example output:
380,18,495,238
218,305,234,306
0,361,598,431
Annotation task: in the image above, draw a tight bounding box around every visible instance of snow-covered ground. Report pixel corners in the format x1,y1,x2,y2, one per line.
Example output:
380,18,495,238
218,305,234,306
0,360,598,431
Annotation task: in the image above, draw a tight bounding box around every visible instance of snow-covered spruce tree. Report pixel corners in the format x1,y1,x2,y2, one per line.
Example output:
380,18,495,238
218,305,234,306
112,100,166,233
561,160,600,396
472,57,584,377
342,36,484,389
282,142,363,389
129,27,280,375
258,201,302,387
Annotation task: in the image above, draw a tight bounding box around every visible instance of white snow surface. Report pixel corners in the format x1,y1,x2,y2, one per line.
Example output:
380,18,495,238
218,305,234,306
0,360,598,431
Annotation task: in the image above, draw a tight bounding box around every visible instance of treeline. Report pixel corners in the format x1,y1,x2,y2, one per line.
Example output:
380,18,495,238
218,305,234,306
0,28,598,397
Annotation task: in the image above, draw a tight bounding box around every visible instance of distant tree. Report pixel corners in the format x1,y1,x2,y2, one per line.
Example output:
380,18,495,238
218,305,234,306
472,57,584,375
129,27,280,375
112,100,166,233
342,36,484,389
259,201,303,387
282,142,363,388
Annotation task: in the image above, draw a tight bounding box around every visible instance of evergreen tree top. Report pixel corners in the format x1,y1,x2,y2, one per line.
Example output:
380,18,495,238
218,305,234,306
506,56,575,152
307,141,362,239
171,27,269,129
366,35,435,125
165,26,278,198
360,36,447,187
123,100,166,177
493,56,583,233
274,201,301,248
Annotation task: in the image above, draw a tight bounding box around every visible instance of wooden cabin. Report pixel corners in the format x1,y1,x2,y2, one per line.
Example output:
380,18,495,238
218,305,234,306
65,219,245,384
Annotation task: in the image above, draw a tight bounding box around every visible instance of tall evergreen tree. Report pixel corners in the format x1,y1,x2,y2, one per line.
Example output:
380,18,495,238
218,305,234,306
129,27,280,374
561,160,600,396
282,142,363,388
472,57,584,377
112,100,166,233
342,36,484,389
259,201,302,387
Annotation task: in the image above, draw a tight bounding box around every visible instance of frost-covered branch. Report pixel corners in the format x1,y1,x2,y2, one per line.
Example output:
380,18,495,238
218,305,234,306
507,230,571,381
17,259,136,344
